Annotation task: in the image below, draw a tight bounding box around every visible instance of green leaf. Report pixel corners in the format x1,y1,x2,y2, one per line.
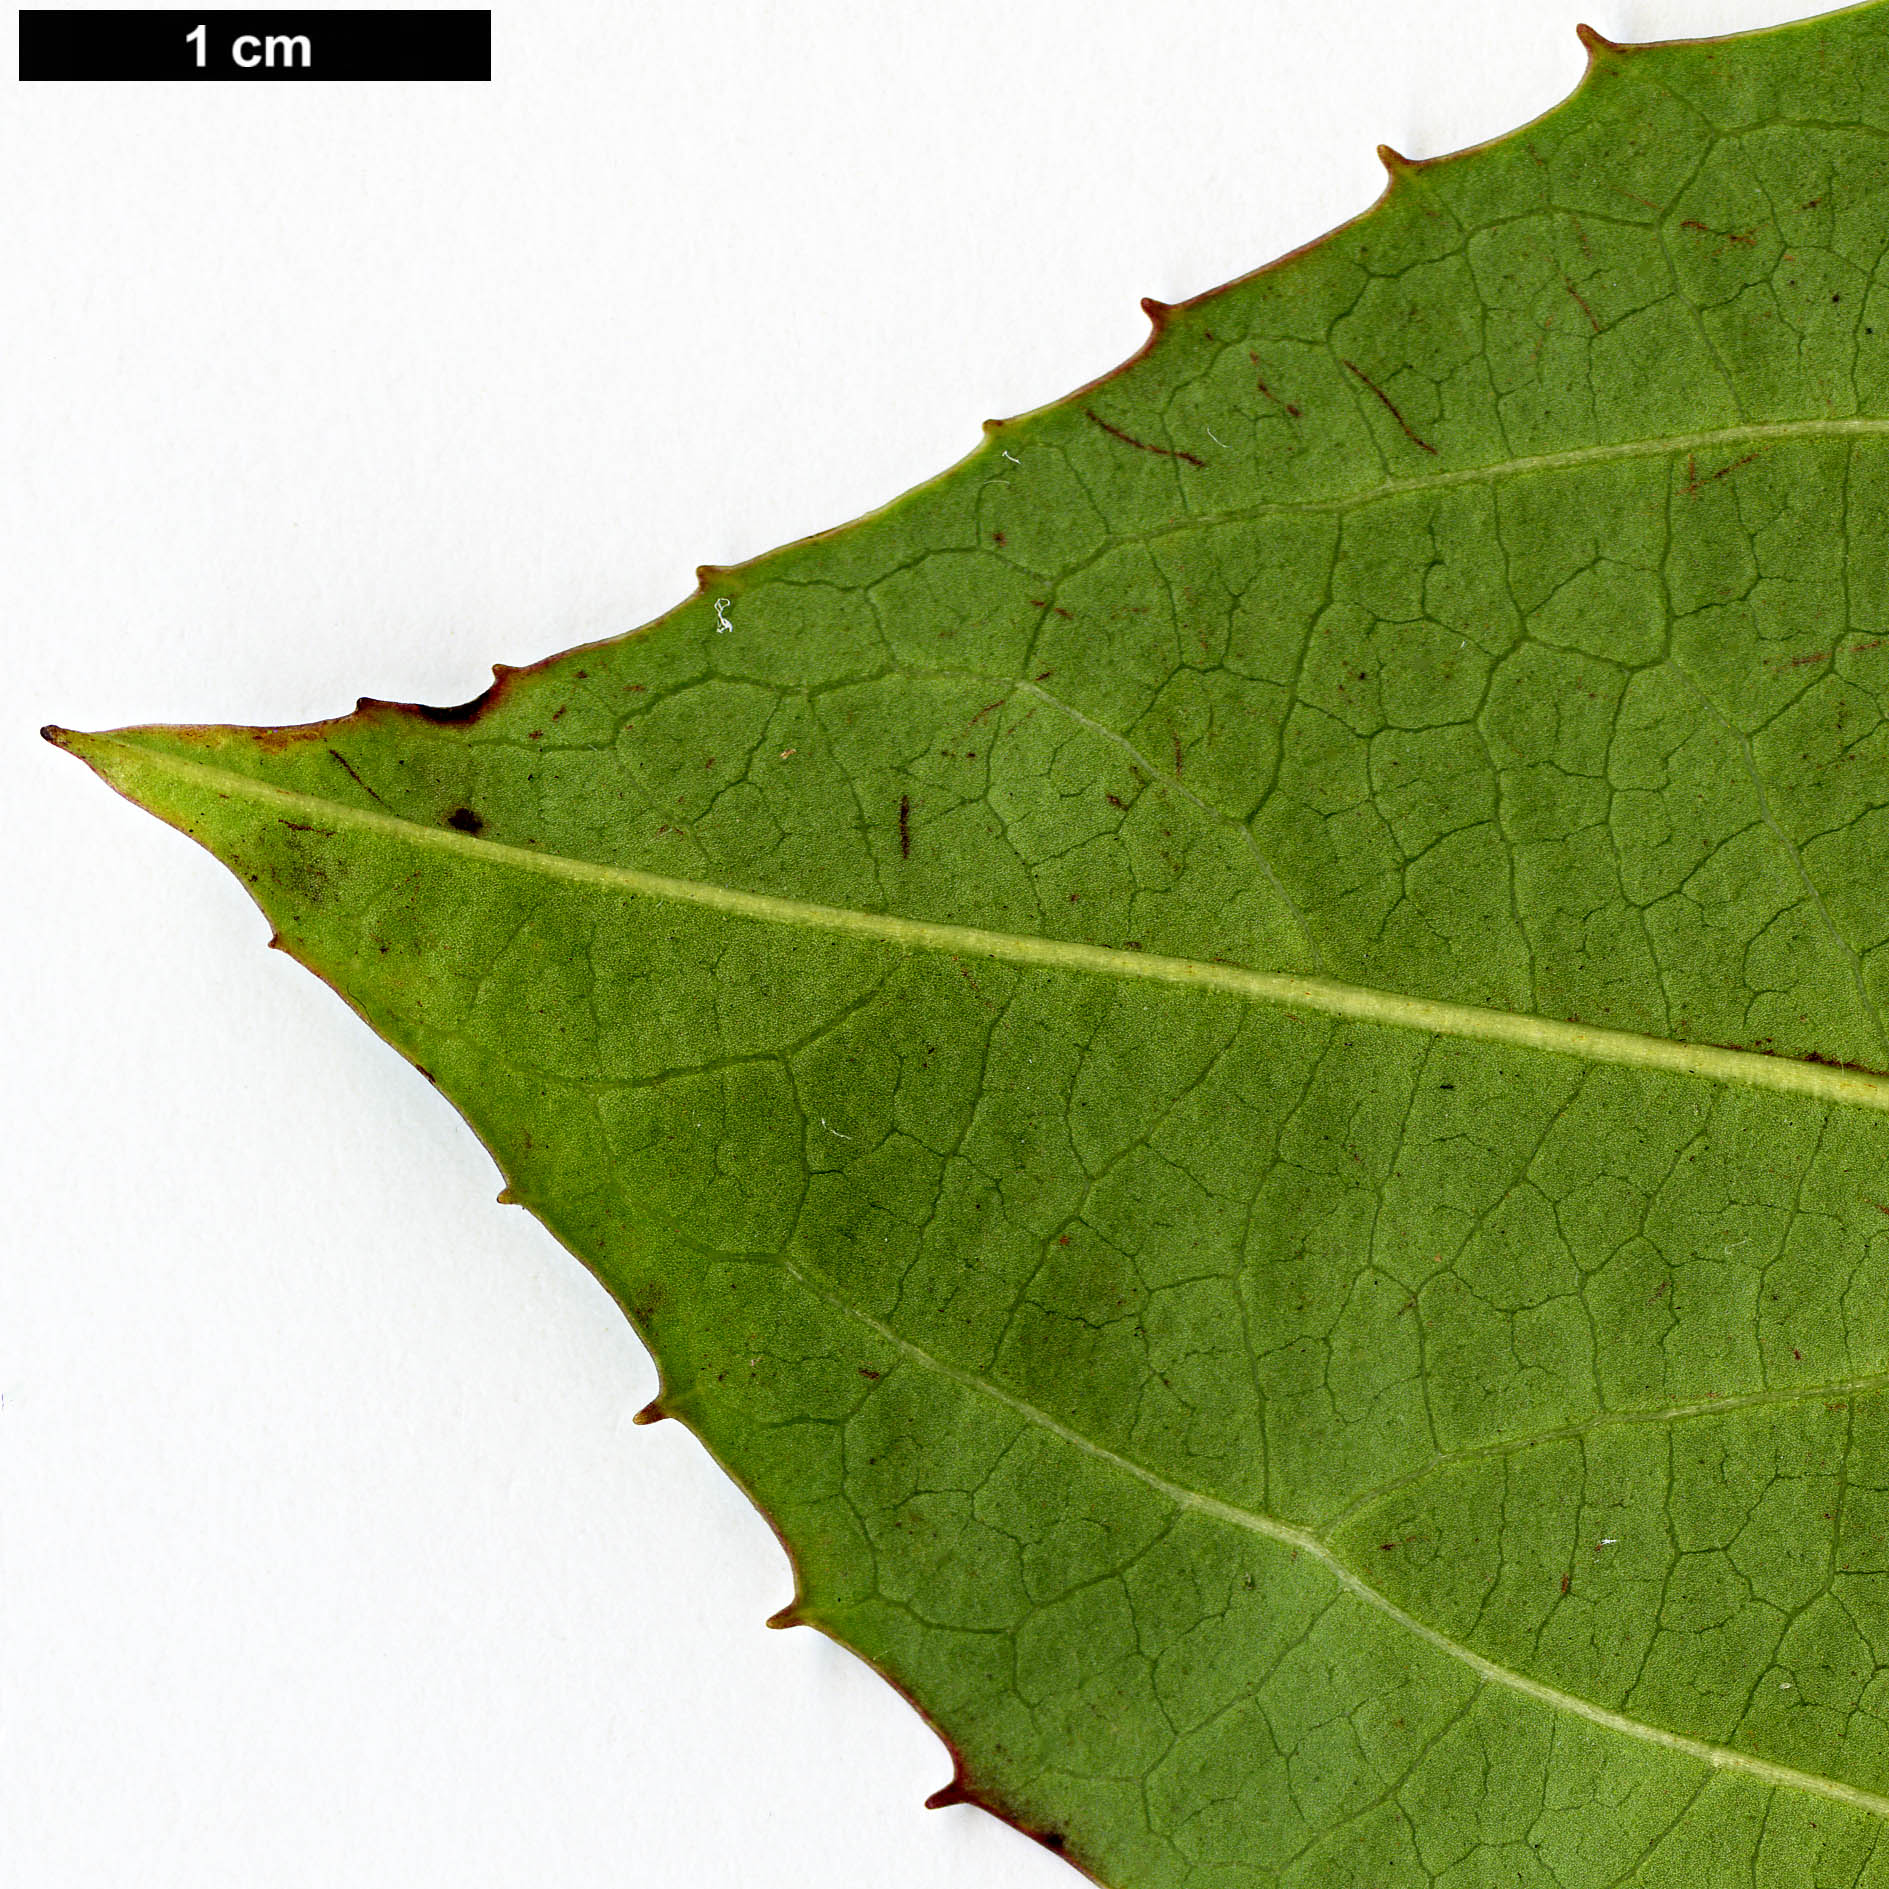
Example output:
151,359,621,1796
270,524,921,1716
50,4,1889,1881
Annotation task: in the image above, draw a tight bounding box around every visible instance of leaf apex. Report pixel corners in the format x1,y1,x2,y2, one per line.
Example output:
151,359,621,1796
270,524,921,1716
43,724,171,814
43,723,108,763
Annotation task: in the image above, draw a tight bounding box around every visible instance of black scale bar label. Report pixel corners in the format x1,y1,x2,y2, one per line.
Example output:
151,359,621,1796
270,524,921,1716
19,10,491,80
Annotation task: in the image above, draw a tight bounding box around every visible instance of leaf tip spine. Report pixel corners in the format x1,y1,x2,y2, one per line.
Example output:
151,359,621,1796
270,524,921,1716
1377,144,1416,177
925,1778,975,1810
1576,22,1623,61
764,1602,804,1630
631,1397,669,1426
1140,296,1171,329
41,724,117,773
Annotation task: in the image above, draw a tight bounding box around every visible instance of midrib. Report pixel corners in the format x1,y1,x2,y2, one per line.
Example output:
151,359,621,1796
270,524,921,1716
783,1255,1889,1826
93,736,1889,1116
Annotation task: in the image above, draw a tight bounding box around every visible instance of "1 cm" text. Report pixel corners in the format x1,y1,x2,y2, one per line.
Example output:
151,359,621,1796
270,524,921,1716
184,23,312,68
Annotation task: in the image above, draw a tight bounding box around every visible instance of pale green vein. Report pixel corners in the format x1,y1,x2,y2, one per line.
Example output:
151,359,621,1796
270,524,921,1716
1325,1366,1889,1538
779,1252,1889,1827
1040,414,1889,532
1009,673,1327,974
69,729,1889,1116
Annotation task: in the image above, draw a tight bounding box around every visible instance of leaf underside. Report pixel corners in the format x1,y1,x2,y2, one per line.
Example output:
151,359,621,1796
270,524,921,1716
57,5,1889,1882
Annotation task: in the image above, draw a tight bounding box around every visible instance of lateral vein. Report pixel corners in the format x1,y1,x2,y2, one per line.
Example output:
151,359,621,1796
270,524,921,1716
1129,416,1889,527
787,1256,1889,1826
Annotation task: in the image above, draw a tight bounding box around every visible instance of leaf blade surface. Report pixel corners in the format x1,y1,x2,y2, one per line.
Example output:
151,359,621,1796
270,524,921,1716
57,6,1889,1882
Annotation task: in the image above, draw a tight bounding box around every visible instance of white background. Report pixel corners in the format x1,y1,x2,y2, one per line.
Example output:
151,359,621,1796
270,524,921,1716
0,1,1827,1882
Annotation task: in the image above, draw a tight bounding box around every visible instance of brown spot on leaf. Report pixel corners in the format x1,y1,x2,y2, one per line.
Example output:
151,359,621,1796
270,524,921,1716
1341,359,1437,453
1084,406,1206,468
1249,356,1302,417
1680,218,1757,247
326,747,388,807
